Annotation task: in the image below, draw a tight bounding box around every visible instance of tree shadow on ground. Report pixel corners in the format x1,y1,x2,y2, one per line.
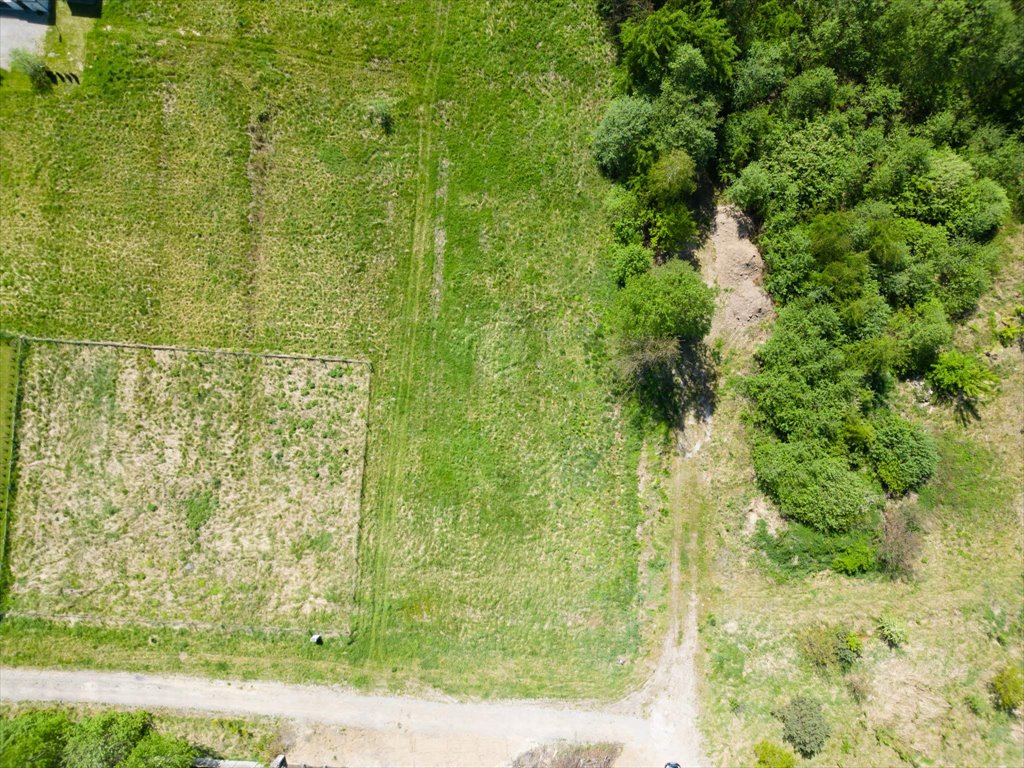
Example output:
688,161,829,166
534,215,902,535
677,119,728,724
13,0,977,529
628,341,718,430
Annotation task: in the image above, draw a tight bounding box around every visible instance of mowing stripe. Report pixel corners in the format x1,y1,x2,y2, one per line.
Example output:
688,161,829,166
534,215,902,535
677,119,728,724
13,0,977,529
11,334,371,367
357,0,451,662
0,336,23,574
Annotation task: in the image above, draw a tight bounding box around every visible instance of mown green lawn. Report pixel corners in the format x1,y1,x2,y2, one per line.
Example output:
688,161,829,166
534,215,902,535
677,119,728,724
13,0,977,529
0,0,648,698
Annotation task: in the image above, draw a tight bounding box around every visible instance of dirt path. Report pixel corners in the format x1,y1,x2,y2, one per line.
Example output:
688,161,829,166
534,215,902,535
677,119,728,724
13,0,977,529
0,667,657,766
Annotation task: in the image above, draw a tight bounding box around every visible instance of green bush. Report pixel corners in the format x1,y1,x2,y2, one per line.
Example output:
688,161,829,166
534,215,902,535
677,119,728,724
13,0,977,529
368,98,394,134
0,710,71,768
645,149,696,205
652,46,721,169
593,96,655,179
868,413,938,494
754,739,796,768
753,439,883,534
784,66,839,120
62,712,152,768
9,49,52,93
928,350,998,401
647,204,697,254
877,614,909,648
890,298,953,376
777,696,831,757
610,243,652,287
122,732,197,768
613,260,714,343
798,624,862,674
991,663,1024,714
604,187,647,245
734,42,788,109
831,541,878,575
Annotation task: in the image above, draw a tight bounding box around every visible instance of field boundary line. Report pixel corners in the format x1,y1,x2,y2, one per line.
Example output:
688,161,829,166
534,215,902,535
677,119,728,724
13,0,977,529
0,336,24,573
10,335,372,368
1,610,347,638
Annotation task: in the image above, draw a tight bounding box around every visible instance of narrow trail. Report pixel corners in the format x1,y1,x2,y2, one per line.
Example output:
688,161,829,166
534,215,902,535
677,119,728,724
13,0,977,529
358,0,450,662
0,211,764,764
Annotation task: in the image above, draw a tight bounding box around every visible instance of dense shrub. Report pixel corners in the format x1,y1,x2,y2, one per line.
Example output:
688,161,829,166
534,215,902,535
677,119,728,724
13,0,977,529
896,150,1009,240
613,260,714,343
889,298,952,376
610,243,652,287
928,350,998,401
783,66,839,120
753,439,883,534
877,614,909,648
991,663,1024,714
831,540,877,575
777,696,831,757
62,712,152,768
645,149,697,205
0,710,71,768
755,520,880,575
122,732,197,768
593,96,655,179
604,187,646,245
799,624,862,674
652,46,721,169
733,42,788,109
619,6,737,92
868,413,938,495
647,204,697,254
753,739,796,768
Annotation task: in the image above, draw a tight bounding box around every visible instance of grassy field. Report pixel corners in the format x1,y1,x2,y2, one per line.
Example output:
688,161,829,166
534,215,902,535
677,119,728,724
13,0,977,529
696,230,1024,766
6,340,369,629
0,1,647,698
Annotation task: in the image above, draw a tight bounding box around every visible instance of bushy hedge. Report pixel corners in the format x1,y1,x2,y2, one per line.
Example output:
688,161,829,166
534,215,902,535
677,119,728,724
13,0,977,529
0,710,196,768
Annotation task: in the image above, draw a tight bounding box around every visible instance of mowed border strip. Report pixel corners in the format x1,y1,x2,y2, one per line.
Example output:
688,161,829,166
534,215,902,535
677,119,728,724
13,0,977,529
0,336,24,577
1,334,373,637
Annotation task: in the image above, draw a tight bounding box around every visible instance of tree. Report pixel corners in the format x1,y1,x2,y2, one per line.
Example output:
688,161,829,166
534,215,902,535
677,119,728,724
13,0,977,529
592,96,655,179
645,149,697,205
777,696,831,757
613,260,714,343
619,5,738,93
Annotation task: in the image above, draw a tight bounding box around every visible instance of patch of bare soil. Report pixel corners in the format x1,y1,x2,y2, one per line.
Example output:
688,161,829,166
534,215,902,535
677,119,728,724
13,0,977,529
699,205,774,357
512,741,623,768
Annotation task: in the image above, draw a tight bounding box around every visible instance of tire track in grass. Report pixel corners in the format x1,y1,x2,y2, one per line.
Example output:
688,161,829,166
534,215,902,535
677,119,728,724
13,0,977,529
358,0,450,663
